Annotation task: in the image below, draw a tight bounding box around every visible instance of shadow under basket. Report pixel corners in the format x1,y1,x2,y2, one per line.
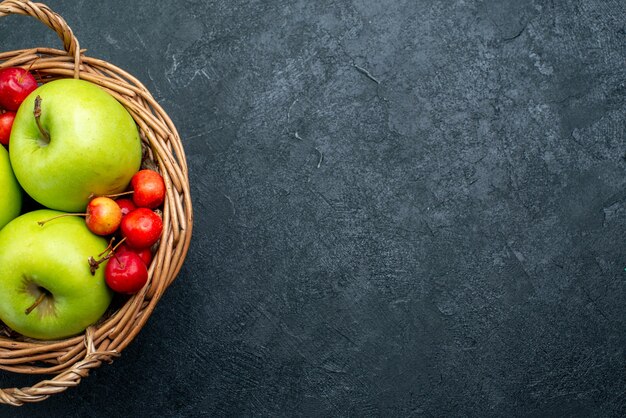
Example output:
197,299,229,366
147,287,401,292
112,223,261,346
0,0,193,405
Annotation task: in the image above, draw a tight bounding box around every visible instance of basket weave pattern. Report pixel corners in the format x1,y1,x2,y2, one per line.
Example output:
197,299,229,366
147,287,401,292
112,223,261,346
0,0,193,405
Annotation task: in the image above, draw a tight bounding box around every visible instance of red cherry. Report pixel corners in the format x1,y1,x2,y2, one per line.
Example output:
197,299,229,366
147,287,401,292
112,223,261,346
0,111,15,146
85,197,122,236
0,68,38,111
105,251,148,294
116,198,137,218
118,243,153,267
131,169,165,209
121,208,163,249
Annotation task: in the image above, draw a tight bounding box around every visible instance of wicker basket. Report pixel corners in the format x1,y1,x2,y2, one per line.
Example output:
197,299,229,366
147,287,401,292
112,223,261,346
0,0,193,405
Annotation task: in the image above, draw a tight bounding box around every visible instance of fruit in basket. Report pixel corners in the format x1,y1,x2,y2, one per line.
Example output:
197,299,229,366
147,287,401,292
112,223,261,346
131,169,165,209
0,67,38,111
116,198,137,218
0,111,16,146
9,78,142,212
118,243,153,267
105,251,149,294
37,196,122,236
121,208,163,249
85,196,123,235
0,210,113,340
0,145,21,230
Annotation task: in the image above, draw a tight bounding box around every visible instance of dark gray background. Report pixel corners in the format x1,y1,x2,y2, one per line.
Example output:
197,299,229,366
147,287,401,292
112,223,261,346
1,0,625,416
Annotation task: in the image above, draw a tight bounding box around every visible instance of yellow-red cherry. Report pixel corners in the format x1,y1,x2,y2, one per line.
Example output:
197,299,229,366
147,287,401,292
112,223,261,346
85,197,123,236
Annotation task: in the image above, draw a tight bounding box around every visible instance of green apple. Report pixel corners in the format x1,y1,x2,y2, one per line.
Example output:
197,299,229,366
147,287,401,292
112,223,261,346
0,145,21,230
0,209,113,340
10,79,142,212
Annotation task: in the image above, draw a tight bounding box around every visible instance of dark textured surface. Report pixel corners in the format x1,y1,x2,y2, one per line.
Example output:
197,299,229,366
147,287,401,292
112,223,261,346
1,0,625,416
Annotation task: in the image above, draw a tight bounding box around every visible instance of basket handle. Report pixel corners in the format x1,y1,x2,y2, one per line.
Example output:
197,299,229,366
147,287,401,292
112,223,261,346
0,0,81,78
0,328,120,406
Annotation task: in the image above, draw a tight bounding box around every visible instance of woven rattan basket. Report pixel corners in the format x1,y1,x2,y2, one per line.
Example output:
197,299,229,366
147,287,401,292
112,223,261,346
0,0,193,405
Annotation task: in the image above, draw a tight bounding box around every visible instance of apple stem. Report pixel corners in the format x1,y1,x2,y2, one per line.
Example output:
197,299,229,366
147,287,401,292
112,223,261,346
25,292,46,315
38,213,86,226
33,96,50,145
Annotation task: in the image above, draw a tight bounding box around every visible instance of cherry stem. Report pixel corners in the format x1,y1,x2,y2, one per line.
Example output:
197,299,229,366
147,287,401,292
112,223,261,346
25,292,46,315
110,236,127,253
88,256,102,275
102,190,134,199
88,237,127,275
34,96,50,145
88,190,134,201
98,237,116,257
25,57,39,74
38,212,86,226
112,251,125,269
